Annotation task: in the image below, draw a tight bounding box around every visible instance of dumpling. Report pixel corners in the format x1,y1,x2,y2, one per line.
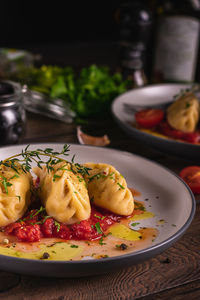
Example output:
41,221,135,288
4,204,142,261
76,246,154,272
84,163,134,216
33,162,91,224
167,92,200,133
0,163,32,227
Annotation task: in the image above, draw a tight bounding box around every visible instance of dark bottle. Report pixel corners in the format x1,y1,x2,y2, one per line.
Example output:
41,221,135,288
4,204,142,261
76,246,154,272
152,0,200,83
118,0,153,86
0,81,26,145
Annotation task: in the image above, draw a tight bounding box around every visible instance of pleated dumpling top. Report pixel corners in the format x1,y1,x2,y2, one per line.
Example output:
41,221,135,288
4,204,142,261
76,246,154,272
0,163,32,227
167,92,199,133
84,163,134,216
33,162,91,224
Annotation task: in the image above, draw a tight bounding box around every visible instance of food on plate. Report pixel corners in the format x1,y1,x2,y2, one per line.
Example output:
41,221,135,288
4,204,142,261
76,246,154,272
0,144,158,261
0,162,32,227
33,162,91,224
134,90,200,144
179,166,200,194
167,92,199,133
84,163,134,216
135,109,164,129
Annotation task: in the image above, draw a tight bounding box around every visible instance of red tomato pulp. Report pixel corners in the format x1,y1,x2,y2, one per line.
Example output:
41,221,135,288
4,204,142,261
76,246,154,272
4,204,144,242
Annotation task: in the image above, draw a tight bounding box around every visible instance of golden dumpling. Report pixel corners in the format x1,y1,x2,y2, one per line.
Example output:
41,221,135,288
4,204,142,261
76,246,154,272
167,92,199,133
33,162,91,224
0,163,32,227
84,163,134,216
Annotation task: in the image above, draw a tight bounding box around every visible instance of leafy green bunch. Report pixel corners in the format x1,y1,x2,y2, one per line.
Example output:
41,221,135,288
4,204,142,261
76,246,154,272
13,64,129,117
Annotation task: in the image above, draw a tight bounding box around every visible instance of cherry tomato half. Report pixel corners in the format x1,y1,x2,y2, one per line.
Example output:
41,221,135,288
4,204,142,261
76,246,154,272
179,166,200,194
135,109,164,128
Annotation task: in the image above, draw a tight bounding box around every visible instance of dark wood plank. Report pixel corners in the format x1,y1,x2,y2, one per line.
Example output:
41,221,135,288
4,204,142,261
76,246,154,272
139,279,200,300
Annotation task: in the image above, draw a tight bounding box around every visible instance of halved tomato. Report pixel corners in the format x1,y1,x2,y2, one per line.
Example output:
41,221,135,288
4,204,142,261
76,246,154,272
135,109,164,128
179,166,200,194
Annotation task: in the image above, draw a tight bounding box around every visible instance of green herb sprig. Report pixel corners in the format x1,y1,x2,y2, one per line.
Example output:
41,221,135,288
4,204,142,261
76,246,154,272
0,144,90,193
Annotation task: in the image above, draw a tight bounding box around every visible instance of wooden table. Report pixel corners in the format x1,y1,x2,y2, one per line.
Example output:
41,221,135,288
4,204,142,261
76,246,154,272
0,43,200,299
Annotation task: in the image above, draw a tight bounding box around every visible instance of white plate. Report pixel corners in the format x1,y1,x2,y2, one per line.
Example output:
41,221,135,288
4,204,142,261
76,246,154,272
112,83,200,161
0,143,196,277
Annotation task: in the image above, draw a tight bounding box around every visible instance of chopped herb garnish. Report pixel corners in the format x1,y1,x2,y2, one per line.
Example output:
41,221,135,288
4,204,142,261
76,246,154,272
0,175,12,194
53,174,61,182
94,214,102,220
117,182,125,190
35,215,52,225
32,206,46,218
109,172,115,180
70,245,79,248
134,201,145,211
54,220,60,232
99,237,106,245
77,175,84,182
57,164,68,171
10,174,20,179
131,222,140,227
88,172,106,182
95,222,103,234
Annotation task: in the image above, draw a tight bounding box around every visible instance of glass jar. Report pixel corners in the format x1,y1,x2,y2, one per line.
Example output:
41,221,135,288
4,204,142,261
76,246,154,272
0,80,26,145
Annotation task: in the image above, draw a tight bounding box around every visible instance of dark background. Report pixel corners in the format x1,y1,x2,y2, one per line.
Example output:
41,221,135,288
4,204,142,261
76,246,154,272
0,1,120,47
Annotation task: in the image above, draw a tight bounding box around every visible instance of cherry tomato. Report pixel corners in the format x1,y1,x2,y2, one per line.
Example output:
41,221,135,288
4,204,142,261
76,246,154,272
179,166,200,194
135,109,164,128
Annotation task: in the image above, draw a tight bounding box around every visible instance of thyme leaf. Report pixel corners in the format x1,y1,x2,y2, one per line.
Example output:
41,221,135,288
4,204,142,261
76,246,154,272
0,144,90,192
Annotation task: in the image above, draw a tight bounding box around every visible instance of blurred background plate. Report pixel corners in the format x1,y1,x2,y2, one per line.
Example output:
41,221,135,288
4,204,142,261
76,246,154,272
112,83,200,161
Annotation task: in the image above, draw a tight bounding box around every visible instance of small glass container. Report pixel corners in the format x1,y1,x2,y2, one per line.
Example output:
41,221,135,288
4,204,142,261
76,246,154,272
0,80,26,145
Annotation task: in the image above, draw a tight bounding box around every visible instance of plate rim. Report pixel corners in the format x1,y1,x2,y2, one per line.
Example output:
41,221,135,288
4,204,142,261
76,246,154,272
0,142,196,266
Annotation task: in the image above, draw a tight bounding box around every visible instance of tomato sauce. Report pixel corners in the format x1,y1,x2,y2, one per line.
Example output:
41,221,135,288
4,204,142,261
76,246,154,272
3,204,144,243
